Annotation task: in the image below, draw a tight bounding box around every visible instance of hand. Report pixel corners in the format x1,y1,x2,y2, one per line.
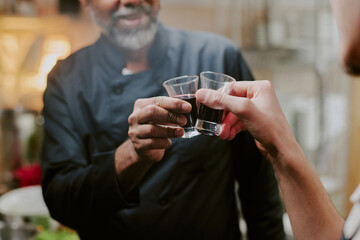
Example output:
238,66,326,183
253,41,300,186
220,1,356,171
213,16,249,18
127,96,191,163
196,80,298,163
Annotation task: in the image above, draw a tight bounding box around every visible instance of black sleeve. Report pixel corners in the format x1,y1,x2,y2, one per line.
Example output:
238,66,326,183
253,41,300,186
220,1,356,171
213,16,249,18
225,49,286,240
223,44,254,81
231,132,285,240
41,64,139,230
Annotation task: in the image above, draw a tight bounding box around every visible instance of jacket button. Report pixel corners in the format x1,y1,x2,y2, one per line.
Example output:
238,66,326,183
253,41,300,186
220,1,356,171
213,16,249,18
113,84,122,94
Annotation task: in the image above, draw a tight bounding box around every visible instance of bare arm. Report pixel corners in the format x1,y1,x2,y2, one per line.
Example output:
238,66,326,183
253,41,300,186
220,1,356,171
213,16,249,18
272,139,344,240
196,81,344,240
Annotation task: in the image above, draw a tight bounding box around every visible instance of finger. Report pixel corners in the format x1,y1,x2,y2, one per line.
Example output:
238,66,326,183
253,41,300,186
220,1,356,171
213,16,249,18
219,122,230,140
219,113,246,140
219,112,235,139
196,81,253,100
227,81,271,98
227,122,246,141
129,105,187,126
134,96,192,113
133,138,172,151
196,88,253,118
222,112,240,130
227,112,246,133
129,124,184,139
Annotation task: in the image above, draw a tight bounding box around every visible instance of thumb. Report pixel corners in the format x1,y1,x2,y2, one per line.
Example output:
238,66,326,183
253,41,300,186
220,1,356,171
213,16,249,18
196,89,231,110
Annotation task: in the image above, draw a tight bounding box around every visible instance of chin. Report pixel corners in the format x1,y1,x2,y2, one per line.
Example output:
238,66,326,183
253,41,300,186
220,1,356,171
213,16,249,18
111,21,158,51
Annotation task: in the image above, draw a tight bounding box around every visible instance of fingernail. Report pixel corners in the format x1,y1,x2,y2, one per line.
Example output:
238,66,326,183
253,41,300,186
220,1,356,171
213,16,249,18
175,128,184,137
196,89,206,102
182,103,191,111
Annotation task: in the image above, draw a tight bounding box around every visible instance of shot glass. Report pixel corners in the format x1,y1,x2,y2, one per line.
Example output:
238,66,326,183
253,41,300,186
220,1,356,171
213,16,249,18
195,71,235,136
163,75,200,138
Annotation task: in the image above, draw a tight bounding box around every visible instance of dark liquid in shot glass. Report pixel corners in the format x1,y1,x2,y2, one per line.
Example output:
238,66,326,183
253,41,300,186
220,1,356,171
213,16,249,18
198,104,223,124
197,104,224,135
176,94,198,128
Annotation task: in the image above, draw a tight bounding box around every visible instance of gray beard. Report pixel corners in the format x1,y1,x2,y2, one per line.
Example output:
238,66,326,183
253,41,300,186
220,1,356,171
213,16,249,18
89,7,158,51
108,20,158,51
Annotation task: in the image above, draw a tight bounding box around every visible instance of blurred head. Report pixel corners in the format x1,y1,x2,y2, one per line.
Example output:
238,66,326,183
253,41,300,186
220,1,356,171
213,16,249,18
331,0,360,76
79,0,160,51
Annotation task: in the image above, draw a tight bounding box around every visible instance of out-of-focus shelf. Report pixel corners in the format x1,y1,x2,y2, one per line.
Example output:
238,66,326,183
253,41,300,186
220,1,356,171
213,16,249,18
0,15,100,111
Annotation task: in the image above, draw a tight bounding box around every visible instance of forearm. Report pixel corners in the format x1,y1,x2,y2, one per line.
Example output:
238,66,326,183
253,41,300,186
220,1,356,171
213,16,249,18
272,144,344,240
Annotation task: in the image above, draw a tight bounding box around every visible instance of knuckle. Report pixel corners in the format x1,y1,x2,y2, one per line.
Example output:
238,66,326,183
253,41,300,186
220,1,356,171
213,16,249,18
164,138,172,147
174,100,184,110
128,128,137,139
134,99,144,108
240,99,252,115
213,91,224,105
154,96,164,106
132,142,141,151
128,114,137,125
148,125,157,136
166,112,177,123
146,105,158,115
147,138,156,148
261,80,273,89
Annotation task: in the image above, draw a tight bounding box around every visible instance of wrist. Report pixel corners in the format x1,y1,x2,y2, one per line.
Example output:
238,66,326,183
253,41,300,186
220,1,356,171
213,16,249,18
270,139,307,178
114,140,154,193
263,121,306,172
115,140,153,176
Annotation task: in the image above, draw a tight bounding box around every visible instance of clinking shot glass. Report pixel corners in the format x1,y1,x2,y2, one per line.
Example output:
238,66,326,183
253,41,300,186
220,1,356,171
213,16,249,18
163,75,200,138
195,71,235,136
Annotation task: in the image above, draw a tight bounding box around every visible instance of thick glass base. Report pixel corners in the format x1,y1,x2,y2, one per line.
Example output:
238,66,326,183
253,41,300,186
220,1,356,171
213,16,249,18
195,119,221,136
182,127,201,138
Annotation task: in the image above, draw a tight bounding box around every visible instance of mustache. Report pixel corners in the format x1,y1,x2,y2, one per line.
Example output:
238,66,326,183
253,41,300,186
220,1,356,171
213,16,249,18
112,4,153,19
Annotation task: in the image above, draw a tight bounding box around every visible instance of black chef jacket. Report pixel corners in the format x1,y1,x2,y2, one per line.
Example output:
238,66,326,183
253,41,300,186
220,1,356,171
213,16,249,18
41,23,285,240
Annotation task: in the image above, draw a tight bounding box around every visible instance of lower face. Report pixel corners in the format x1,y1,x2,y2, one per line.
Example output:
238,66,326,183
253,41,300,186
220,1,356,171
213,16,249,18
89,1,160,51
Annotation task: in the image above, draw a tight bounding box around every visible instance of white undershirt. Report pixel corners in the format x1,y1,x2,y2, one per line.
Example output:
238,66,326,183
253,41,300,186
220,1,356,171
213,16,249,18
344,184,360,240
122,68,133,76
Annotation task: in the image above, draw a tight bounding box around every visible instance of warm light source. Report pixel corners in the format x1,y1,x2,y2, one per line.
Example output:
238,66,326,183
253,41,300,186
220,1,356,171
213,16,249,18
34,36,71,91
0,16,94,111
0,34,21,73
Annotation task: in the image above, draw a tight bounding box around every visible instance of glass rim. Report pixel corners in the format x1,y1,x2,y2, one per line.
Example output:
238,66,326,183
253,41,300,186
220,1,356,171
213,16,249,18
162,75,199,87
200,71,236,84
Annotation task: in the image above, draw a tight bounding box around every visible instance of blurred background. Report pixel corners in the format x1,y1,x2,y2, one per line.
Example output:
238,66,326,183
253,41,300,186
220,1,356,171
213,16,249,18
0,0,359,239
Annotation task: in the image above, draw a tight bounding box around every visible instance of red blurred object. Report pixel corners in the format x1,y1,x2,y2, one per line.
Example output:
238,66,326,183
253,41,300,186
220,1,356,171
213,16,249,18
13,163,42,187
